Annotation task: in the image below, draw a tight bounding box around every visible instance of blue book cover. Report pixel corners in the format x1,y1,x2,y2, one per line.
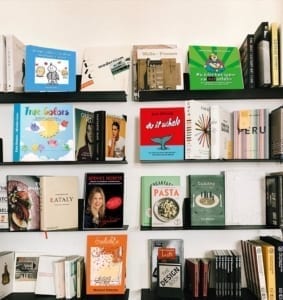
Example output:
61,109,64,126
13,103,75,161
24,45,76,92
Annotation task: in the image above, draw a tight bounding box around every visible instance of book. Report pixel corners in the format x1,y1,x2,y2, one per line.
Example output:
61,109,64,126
188,45,244,90
270,105,283,159
80,46,131,95
187,173,225,226
239,34,255,88
231,249,242,298
185,258,199,297
40,175,79,231
13,103,75,162
6,175,40,231
75,108,94,161
199,258,210,297
83,173,124,229
93,110,106,161
279,24,283,87
76,256,85,299
210,104,233,159
0,35,7,92
86,234,127,295
269,22,279,87
184,100,210,159
0,251,14,299
233,108,269,159
24,45,76,92
149,239,184,291
53,258,66,299
6,34,25,92
139,107,185,161
140,175,181,227
0,185,8,230
151,185,183,228
64,255,81,299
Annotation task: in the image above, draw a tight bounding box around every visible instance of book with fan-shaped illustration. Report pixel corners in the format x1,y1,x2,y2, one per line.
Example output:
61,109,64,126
139,107,185,161
13,103,75,162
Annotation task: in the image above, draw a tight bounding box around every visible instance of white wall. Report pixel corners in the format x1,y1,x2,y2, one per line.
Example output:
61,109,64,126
0,1,283,299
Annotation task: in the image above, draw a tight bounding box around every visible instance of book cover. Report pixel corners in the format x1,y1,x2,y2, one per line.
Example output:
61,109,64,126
24,45,76,92
270,105,283,159
210,104,233,159
140,176,181,227
80,46,131,94
199,258,210,297
83,173,124,229
13,103,75,162
0,251,14,299
0,185,8,230
185,100,211,159
0,35,7,92
6,34,25,93
279,24,283,87
6,175,40,231
185,258,199,297
151,185,183,228
188,174,225,226
40,176,79,231
86,234,127,295
149,239,184,291
140,107,185,161
270,22,279,87
188,45,244,90
75,108,94,161
233,108,269,159
53,258,66,299
76,256,85,299
64,255,81,299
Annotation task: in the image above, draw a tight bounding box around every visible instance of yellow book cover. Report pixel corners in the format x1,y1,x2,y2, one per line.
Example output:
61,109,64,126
270,22,279,87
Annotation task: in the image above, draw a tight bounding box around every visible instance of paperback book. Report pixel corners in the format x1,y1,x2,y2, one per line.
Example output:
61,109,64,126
0,185,8,230
24,45,76,92
83,173,124,229
86,234,127,295
13,103,75,162
0,251,14,299
140,107,185,161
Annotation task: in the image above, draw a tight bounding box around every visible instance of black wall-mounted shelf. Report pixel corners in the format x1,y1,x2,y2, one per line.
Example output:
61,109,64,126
0,160,128,166
140,158,282,163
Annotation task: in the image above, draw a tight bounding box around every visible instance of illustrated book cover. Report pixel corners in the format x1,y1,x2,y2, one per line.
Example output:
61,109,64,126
13,103,75,162
0,185,8,230
84,173,124,229
140,107,185,161
188,45,244,90
0,251,14,299
151,185,183,228
80,46,131,95
6,175,40,231
75,108,94,161
140,175,181,227
86,234,127,295
39,175,79,231
187,174,225,226
24,45,76,92
185,100,211,159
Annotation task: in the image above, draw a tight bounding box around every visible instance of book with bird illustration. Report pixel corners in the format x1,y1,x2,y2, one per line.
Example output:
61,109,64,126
13,103,75,161
139,107,185,161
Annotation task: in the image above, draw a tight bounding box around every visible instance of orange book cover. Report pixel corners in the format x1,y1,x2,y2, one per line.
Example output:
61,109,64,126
86,234,127,295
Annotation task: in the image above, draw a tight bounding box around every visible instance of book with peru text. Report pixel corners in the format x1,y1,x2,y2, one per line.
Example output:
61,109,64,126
0,251,14,299
24,45,76,92
86,234,127,295
39,176,78,231
188,173,225,226
140,107,184,161
84,173,124,229
6,175,40,231
13,103,75,162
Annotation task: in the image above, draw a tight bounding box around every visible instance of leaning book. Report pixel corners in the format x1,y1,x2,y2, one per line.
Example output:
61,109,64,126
86,234,127,295
0,251,14,299
13,103,75,162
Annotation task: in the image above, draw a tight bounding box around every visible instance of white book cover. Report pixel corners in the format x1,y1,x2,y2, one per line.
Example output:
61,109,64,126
210,104,233,159
80,46,131,94
0,35,7,92
0,185,8,229
185,100,211,159
64,255,80,299
53,258,65,299
151,185,183,227
0,251,14,299
6,34,25,92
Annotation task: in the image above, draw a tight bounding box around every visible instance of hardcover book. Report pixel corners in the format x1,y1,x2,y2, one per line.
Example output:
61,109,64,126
84,173,124,229
0,251,14,299
40,176,79,231
188,45,244,90
13,103,75,162
53,258,66,299
0,185,8,230
64,255,81,299
6,175,40,231
86,234,127,295
185,258,199,297
80,46,131,95
270,22,279,87
24,45,76,92
140,175,181,227
270,105,283,159
140,107,185,161
185,100,210,159
188,174,225,226
0,35,7,92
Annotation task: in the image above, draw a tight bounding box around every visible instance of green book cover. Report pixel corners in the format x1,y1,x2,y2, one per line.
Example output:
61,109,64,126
140,176,180,227
188,174,225,226
188,45,244,90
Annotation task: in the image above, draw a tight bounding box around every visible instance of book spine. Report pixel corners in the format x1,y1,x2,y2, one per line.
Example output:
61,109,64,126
13,104,20,162
262,244,276,300
270,106,283,159
270,22,279,87
5,35,13,92
93,110,106,161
